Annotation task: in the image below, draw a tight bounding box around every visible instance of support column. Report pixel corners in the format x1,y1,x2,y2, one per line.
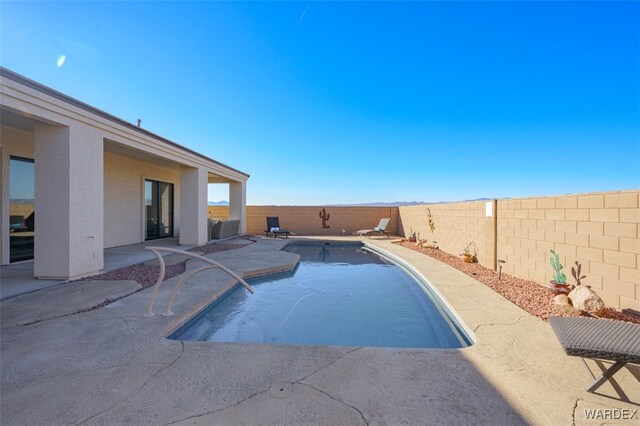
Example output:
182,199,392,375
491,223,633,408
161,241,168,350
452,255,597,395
229,181,247,234
179,166,208,246
0,147,6,265
34,123,104,279
481,199,498,270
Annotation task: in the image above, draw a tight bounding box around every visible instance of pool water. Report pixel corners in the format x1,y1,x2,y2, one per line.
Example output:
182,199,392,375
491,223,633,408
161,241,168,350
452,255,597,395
170,243,470,348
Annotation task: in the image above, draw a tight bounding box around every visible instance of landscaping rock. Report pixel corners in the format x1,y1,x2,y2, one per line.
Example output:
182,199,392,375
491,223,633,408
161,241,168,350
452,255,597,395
552,294,578,315
569,286,605,314
394,241,640,324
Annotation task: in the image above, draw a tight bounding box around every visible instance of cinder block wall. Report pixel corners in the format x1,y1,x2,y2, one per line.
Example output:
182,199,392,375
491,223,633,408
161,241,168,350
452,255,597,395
9,203,34,218
398,201,494,268
208,206,399,236
208,190,639,310
397,190,639,310
496,191,639,310
208,206,229,220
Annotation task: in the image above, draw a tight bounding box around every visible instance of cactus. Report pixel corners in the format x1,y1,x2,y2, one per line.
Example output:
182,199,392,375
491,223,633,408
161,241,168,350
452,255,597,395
319,208,330,228
549,250,567,284
571,261,586,286
427,208,436,232
408,227,416,239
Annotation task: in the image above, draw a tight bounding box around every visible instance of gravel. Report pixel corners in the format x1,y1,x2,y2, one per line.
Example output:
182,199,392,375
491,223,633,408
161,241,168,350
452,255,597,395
394,241,640,324
193,242,250,256
82,242,249,288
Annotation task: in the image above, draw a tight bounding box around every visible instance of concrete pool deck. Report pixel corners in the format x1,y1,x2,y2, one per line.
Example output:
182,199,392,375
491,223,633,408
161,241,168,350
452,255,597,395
1,236,637,425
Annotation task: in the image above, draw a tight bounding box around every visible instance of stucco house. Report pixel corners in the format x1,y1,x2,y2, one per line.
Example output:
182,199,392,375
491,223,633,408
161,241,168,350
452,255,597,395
0,67,249,280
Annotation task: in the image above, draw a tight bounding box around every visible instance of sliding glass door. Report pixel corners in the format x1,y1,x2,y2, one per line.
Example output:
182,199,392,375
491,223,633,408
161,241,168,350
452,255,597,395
144,179,174,240
9,156,35,262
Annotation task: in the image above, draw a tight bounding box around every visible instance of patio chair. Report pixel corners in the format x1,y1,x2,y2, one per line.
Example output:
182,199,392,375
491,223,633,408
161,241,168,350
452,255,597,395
265,217,290,239
355,218,391,238
548,316,640,393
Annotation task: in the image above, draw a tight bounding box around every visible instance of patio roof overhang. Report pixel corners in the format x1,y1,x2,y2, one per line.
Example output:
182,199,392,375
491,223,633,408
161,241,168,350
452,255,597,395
0,67,249,183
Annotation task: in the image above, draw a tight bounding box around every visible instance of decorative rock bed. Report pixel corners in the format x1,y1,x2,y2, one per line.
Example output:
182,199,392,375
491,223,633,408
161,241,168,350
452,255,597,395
394,241,640,324
82,242,250,288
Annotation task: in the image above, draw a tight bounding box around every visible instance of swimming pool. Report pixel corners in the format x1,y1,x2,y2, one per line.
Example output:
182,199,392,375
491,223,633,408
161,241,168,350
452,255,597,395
170,243,471,348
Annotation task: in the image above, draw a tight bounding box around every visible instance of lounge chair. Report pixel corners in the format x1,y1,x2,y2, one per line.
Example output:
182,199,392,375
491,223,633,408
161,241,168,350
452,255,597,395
265,217,290,239
549,317,640,393
355,218,391,238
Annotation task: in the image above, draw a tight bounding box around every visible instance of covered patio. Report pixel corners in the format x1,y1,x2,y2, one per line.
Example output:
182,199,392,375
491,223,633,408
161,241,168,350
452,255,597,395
0,68,248,292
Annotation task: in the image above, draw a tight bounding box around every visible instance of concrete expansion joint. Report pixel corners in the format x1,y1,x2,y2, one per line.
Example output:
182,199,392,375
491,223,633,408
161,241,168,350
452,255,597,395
13,359,177,391
164,388,270,425
437,282,477,289
297,382,369,426
472,314,529,333
2,293,136,330
295,347,362,384
77,341,185,425
571,397,581,426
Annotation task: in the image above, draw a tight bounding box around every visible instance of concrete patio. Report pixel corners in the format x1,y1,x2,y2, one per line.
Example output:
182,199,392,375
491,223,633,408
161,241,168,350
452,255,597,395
1,236,637,425
0,238,185,301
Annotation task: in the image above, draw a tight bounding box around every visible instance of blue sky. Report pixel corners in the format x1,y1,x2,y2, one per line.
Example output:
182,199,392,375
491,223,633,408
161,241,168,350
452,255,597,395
2,1,638,205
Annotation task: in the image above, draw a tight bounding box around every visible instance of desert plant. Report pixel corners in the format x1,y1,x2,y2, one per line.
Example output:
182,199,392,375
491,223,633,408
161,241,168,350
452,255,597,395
463,241,477,256
571,261,586,286
549,250,567,284
427,208,436,232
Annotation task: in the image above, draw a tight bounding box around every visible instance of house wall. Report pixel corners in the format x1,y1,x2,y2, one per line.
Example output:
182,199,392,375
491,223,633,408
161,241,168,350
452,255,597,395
103,151,181,248
208,205,399,236
0,128,185,259
1,69,248,278
33,122,105,279
0,125,35,265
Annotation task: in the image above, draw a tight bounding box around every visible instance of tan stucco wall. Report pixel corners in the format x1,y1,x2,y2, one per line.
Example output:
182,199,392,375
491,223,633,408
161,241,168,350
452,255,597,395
0,125,35,265
0,125,33,152
104,151,181,248
208,205,399,236
178,166,207,246
33,123,104,279
1,126,185,261
1,71,248,278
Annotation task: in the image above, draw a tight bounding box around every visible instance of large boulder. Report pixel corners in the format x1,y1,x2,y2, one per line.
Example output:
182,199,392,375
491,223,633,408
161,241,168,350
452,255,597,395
568,286,605,314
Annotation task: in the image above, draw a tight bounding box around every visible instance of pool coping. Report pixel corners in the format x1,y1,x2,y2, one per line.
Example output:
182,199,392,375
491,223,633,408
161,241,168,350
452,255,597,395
169,239,475,348
2,235,638,425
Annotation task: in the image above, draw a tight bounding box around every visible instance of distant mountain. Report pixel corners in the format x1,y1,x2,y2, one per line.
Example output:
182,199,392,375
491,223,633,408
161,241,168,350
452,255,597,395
211,198,496,207
324,201,429,207
323,198,495,207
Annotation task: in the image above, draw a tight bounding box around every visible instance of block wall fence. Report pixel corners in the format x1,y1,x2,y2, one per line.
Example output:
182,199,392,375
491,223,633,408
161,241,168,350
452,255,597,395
208,205,399,237
208,189,639,310
494,191,639,311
